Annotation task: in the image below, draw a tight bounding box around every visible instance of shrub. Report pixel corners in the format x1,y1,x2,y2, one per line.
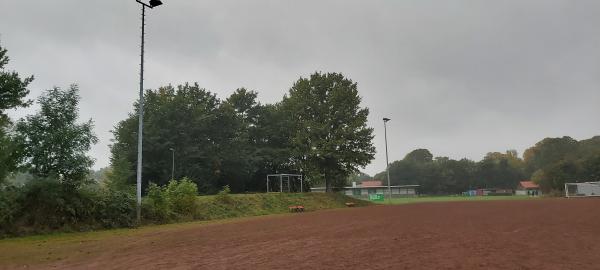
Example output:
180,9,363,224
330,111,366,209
0,186,21,236
142,182,172,222
165,177,198,218
216,185,232,203
0,176,201,237
95,186,136,228
16,177,97,232
0,177,139,237
142,178,199,223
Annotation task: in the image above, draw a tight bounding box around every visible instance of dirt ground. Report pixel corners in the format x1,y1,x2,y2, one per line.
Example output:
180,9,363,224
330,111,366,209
2,198,600,270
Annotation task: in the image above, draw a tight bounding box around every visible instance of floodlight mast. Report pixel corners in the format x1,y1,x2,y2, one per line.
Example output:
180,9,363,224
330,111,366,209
135,0,164,223
383,117,391,203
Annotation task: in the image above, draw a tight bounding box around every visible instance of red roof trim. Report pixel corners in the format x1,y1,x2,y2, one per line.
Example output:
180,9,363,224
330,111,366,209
520,181,539,189
361,180,383,187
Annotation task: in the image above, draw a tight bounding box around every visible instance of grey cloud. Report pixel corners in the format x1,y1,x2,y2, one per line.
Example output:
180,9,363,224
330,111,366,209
1,0,599,175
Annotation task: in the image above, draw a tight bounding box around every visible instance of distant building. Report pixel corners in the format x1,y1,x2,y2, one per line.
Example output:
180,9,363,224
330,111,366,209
516,181,541,196
463,188,513,196
361,180,384,187
311,180,419,197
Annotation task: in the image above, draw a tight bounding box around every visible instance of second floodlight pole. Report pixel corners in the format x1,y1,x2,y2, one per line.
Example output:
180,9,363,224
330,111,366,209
136,0,163,222
383,118,391,203
135,2,146,223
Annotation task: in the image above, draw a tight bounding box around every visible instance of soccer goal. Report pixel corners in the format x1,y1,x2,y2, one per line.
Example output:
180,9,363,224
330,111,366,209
266,174,304,193
564,182,600,198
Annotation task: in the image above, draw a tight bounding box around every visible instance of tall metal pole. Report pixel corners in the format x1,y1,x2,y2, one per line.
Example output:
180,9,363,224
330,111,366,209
135,0,163,223
384,118,391,202
136,4,146,222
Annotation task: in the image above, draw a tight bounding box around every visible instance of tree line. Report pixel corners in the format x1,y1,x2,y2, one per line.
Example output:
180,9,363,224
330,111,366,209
371,136,600,194
108,73,374,194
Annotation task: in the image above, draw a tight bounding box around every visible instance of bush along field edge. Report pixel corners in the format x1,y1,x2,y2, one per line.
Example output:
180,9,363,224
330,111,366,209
0,178,370,238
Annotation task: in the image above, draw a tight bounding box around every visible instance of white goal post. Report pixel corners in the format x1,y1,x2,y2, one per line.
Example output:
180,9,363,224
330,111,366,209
266,174,304,193
564,182,600,198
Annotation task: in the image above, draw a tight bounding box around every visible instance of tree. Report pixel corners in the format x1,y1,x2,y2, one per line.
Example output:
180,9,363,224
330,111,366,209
532,159,579,192
111,84,221,192
110,83,271,193
244,103,296,191
476,151,525,189
15,85,97,189
0,42,33,115
523,136,578,174
404,149,433,163
524,136,600,192
225,88,260,124
374,148,530,194
579,153,600,182
282,72,375,191
0,41,33,183
222,88,299,192
0,118,20,184
348,171,372,184
220,88,261,192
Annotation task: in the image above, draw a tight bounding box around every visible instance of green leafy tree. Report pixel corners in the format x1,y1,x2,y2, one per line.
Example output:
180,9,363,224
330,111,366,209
217,88,260,192
579,153,600,182
0,42,33,114
111,83,249,193
110,83,300,194
112,84,217,191
15,85,97,189
282,72,375,191
224,89,298,191
476,151,526,189
523,136,578,174
404,149,434,163
524,136,600,192
0,41,33,183
245,103,296,191
104,156,134,190
0,121,20,184
348,171,372,184
532,159,579,192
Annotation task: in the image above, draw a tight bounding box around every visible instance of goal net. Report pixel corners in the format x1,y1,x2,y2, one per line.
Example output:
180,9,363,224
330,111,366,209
266,174,304,193
565,182,600,198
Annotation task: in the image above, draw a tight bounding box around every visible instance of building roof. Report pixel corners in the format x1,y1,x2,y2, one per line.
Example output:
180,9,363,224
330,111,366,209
361,180,383,187
519,181,539,189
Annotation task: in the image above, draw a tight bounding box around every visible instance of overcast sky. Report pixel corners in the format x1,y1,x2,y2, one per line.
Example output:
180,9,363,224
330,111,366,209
1,0,599,176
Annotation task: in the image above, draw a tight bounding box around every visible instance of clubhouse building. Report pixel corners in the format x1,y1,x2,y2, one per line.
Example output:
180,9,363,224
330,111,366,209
311,180,419,197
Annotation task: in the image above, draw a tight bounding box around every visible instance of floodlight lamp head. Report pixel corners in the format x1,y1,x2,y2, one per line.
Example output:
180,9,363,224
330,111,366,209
383,117,391,122
149,0,163,7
